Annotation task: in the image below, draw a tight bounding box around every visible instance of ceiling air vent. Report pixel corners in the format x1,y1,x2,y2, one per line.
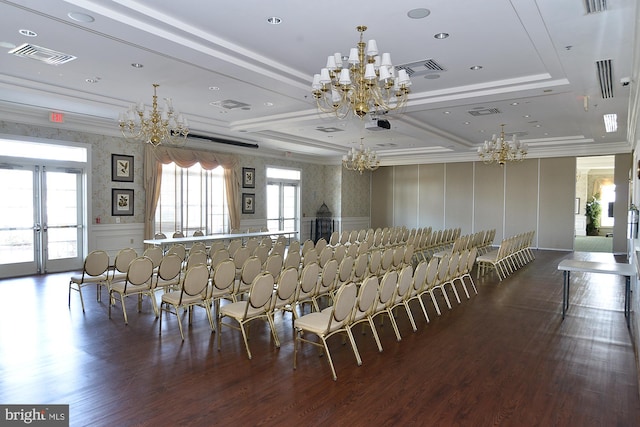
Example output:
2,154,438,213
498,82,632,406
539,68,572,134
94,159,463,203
8,43,76,65
315,126,344,133
596,59,614,99
585,0,607,14
467,108,501,117
210,99,251,110
395,59,446,77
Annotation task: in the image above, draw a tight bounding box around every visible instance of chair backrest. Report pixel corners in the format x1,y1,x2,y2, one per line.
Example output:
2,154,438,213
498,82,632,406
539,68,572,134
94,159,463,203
315,238,327,254
318,258,338,294
392,247,405,268
448,253,460,278
84,250,110,276
210,248,230,270
192,230,204,237
247,273,275,312
190,242,207,254
172,231,184,238
260,236,273,249
233,246,251,270
425,257,439,289
288,240,301,254
339,231,349,245
353,253,368,282
181,264,210,298
157,254,182,282
211,259,236,293
346,243,358,259
330,282,357,326
283,250,301,269
333,245,346,264
228,239,242,257
318,246,333,268
264,253,284,278
246,238,260,254
240,256,262,286
356,276,379,317
143,246,163,269
368,250,382,276
273,267,298,309
154,233,167,239
209,241,226,257
467,247,477,272
337,256,354,284
380,248,394,272
302,248,318,267
271,241,286,256
328,231,340,246
166,244,186,261
301,239,315,256
437,255,450,282
396,265,414,299
114,248,137,273
186,250,208,271
378,270,398,305
412,260,428,293
299,262,320,294
126,256,154,287
253,244,270,265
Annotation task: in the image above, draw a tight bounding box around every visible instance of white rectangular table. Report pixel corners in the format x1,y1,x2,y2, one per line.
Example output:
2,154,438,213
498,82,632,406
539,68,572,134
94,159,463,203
557,259,635,326
143,230,298,250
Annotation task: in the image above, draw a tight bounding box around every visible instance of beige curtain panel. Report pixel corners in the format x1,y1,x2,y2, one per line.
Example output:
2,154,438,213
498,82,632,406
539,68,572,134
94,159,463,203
143,145,240,240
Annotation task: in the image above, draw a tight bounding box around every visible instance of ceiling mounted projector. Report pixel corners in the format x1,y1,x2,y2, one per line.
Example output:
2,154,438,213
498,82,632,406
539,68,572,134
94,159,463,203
365,118,391,131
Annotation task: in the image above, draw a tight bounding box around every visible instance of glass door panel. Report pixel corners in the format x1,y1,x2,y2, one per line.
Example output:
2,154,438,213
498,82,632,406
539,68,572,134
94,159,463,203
43,169,83,272
0,168,38,277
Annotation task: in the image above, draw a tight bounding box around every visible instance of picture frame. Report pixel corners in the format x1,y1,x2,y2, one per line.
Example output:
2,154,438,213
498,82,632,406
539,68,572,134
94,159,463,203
242,167,255,188
112,189,135,216
112,154,134,182
242,193,255,214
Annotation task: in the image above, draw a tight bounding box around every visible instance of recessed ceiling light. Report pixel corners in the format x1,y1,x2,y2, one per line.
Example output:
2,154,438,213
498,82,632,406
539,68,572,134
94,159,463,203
85,78,99,83
464,122,471,125
68,12,95,23
208,86,220,91
443,111,451,114
470,65,483,70
407,8,431,19
267,16,282,24
131,63,143,68
264,102,274,107
434,32,449,39
523,114,530,118
19,29,37,37
511,102,519,105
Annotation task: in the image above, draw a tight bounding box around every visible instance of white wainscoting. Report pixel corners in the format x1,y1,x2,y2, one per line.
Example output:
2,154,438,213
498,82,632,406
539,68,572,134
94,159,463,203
340,217,370,233
90,223,145,259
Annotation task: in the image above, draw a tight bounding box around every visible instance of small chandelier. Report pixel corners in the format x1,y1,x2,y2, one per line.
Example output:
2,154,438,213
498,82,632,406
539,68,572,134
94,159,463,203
343,138,380,174
477,124,528,166
118,84,189,147
311,25,411,120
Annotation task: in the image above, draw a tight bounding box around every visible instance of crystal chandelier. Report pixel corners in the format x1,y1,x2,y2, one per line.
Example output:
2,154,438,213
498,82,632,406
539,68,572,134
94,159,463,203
343,138,380,174
311,25,411,119
118,84,189,147
477,124,528,166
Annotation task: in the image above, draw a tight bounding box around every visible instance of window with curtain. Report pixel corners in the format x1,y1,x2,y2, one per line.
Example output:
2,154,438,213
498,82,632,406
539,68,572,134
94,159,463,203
154,162,228,236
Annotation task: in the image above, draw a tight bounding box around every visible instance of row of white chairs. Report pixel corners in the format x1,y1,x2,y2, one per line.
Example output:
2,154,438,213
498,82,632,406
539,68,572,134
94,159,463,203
475,231,535,281
293,247,479,380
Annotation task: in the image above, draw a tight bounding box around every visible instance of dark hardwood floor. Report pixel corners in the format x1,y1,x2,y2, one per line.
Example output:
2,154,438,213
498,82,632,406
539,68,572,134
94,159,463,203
1,250,639,426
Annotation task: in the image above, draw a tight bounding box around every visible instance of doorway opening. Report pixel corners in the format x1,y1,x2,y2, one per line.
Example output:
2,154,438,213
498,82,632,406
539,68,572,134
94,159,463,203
575,155,614,253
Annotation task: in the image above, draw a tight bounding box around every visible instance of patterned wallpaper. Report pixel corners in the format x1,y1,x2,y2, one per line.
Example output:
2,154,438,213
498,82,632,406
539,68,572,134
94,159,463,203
0,120,371,225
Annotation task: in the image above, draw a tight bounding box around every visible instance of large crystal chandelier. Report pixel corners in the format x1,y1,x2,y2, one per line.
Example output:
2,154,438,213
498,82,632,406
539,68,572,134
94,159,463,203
118,84,189,147
311,25,411,119
477,124,528,166
343,138,380,174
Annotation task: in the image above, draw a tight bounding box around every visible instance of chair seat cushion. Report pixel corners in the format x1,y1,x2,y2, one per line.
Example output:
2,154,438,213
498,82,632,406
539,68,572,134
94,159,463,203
162,292,203,305
110,282,150,295
220,301,267,319
70,274,107,284
477,250,499,263
295,311,346,334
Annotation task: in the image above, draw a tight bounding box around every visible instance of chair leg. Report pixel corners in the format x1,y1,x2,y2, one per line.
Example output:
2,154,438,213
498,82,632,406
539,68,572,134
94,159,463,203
366,319,383,352
439,287,452,309
176,307,185,340
267,314,281,348
239,322,252,360
429,292,442,316
417,296,430,323
403,302,417,332
320,337,338,381
345,329,362,366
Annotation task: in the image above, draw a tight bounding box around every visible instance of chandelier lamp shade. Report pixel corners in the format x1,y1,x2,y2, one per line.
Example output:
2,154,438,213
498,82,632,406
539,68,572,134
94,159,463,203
343,138,380,174
118,84,189,147
477,124,528,166
311,25,411,119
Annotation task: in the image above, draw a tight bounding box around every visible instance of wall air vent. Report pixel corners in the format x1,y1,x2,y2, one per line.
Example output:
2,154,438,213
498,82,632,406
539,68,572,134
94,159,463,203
395,59,446,77
467,108,501,116
585,0,607,14
596,59,614,99
8,43,76,65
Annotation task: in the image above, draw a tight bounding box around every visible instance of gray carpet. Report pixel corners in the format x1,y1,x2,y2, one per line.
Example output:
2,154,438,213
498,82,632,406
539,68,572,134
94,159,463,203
574,236,613,253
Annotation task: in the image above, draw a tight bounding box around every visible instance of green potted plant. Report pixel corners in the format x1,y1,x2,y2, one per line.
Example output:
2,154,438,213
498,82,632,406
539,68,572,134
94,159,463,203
585,193,601,236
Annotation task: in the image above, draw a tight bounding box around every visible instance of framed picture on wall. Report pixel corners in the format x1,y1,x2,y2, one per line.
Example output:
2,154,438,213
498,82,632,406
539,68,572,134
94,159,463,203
242,167,255,188
112,154,134,182
242,193,255,214
112,189,134,216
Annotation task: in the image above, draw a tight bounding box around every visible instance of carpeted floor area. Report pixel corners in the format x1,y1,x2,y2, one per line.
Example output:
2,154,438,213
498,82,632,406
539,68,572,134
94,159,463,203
574,235,613,252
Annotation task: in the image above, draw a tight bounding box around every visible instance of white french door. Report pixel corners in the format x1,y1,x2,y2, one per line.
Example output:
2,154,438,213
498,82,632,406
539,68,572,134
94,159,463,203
266,181,299,235
0,165,84,277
